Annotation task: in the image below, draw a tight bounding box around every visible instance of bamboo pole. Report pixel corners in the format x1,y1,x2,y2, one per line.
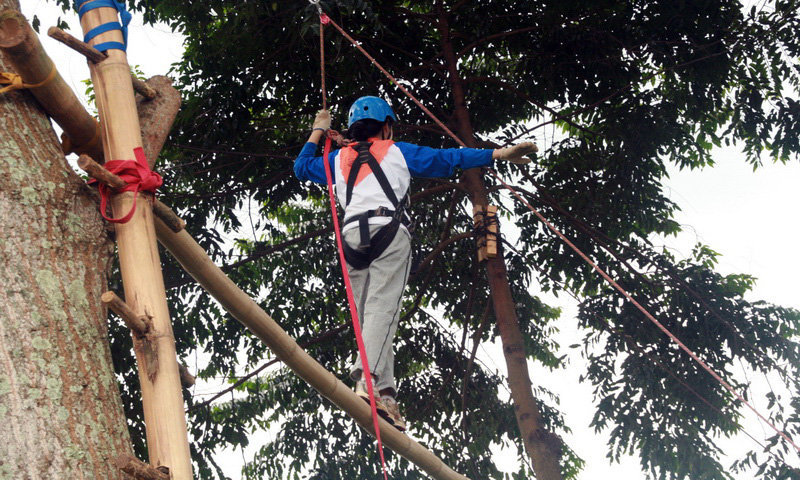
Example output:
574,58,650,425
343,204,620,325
153,217,470,480
76,3,192,478
0,10,104,162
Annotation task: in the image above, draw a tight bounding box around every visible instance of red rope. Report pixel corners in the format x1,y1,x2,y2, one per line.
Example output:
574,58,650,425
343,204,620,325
91,147,162,224
318,14,389,479
319,7,800,456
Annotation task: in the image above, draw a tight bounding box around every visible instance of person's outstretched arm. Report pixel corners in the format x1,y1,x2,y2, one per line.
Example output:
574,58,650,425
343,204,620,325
396,141,537,178
293,110,337,184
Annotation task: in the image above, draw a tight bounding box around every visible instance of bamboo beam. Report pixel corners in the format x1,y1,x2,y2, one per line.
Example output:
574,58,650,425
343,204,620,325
113,454,170,480
151,199,185,232
0,10,104,162
76,3,192,479
153,217,470,480
47,26,157,100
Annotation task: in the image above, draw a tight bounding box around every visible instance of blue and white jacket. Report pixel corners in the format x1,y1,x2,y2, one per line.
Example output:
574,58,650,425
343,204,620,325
294,138,493,232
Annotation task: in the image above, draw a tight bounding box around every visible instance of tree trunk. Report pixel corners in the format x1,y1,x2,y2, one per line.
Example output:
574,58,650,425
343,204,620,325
436,5,564,479
0,3,132,478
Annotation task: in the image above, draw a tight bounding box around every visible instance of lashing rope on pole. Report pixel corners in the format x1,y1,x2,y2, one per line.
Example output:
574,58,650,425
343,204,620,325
312,2,800,457
0,63,57,94
311,1,390,478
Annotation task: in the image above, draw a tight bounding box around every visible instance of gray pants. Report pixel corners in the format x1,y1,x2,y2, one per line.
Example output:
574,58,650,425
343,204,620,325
344,223,411,395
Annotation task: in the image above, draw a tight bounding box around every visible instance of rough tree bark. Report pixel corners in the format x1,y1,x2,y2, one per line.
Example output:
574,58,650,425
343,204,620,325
0,2,132,478
436,4,564,479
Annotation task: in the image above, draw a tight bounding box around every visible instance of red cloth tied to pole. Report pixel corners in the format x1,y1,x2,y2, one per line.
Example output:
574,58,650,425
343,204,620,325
91,147,162,224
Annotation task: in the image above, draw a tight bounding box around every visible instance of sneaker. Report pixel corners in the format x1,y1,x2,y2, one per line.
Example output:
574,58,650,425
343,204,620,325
355,377,406,431
379,395,407,432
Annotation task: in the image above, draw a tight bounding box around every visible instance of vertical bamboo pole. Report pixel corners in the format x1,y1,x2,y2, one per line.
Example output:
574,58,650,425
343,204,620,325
76,3,192,478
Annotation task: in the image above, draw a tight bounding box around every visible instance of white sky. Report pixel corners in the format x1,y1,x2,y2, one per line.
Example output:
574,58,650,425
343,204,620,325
22,2,800,478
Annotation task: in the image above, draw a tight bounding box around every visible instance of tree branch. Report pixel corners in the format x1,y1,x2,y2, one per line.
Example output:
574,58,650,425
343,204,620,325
456,26,538,58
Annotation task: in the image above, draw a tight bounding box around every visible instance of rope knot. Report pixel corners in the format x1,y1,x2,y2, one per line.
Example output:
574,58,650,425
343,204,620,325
90,147,162,224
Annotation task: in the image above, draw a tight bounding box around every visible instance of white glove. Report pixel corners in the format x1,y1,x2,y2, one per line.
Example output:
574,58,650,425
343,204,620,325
492,141,538,164
312,109,331,131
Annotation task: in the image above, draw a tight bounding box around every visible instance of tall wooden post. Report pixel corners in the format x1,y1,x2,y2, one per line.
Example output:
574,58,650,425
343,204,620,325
76,3,193,479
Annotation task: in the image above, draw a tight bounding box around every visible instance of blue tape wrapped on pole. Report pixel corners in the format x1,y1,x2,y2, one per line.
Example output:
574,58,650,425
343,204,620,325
75,0,131,52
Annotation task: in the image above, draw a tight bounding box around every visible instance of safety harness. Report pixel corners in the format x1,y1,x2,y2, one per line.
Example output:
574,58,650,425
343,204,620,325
341,141,411,270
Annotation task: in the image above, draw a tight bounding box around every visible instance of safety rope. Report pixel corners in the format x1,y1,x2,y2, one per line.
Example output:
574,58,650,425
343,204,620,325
314,3,800,456
0,64,58,94
90,147,163,224
311,1,389,478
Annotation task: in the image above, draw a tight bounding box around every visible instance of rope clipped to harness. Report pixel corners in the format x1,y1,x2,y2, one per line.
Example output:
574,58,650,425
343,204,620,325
90,147,162,224
74,0,132,53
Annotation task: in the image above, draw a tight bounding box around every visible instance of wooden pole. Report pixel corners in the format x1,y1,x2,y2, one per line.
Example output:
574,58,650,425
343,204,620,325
76,3,192,478
101,291,150,336
153,218,470,480
0,10,104,162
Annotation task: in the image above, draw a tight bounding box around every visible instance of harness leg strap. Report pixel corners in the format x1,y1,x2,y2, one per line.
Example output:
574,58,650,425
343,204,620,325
358,215,371,250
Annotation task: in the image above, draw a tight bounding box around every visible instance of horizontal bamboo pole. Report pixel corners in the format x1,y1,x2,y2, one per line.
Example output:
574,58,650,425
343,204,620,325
0,10,104,162
153,217,470,480
47,26,157,99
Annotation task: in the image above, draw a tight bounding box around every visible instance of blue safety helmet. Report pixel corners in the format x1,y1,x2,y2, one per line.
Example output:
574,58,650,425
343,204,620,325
348,96,397,127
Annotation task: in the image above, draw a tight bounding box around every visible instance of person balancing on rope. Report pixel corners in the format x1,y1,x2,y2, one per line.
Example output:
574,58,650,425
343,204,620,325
294,96,536,431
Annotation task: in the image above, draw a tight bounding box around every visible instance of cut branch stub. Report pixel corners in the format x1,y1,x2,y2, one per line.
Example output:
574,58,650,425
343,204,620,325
178,363,195,388
101,291,150,336
113,454,170,480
